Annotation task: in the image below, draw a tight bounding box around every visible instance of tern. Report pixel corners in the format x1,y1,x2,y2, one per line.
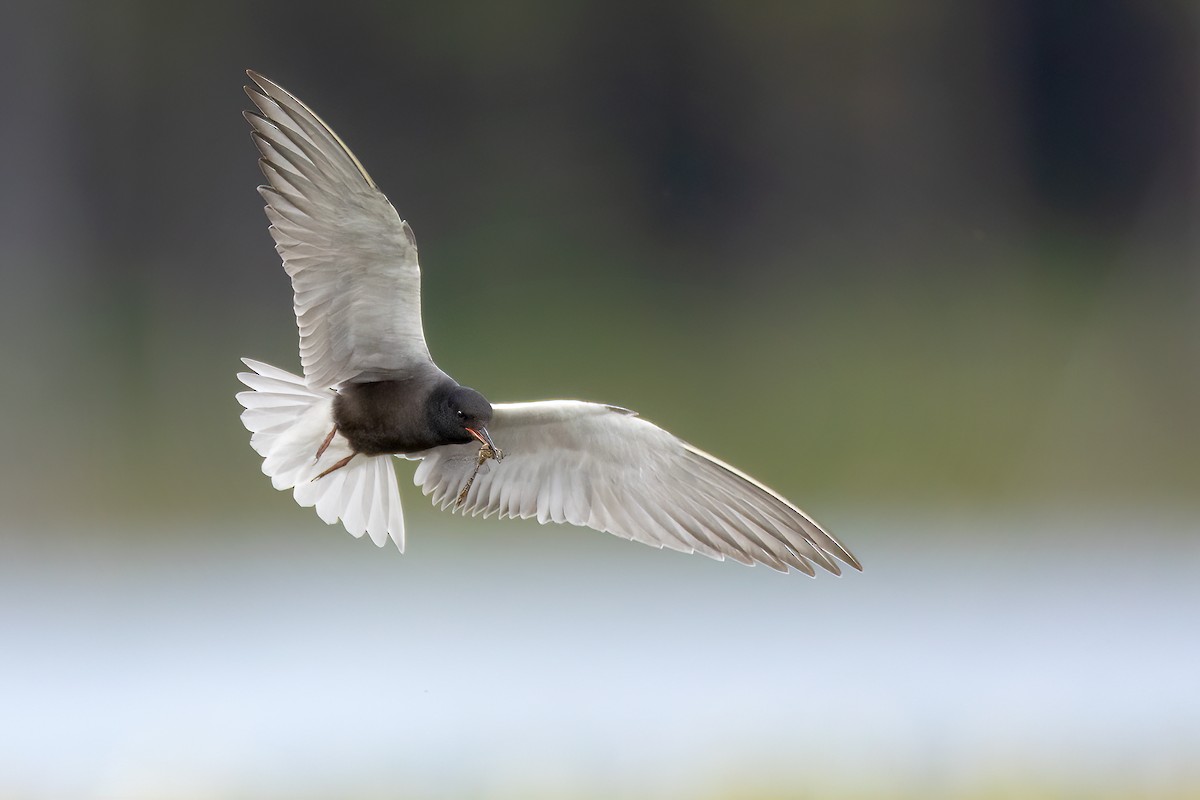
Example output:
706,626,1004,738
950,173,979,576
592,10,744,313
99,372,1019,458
236,71,860,575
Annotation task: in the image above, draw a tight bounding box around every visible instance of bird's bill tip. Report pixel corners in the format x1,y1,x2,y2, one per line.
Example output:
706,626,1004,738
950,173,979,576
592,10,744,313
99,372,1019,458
466,426,495,449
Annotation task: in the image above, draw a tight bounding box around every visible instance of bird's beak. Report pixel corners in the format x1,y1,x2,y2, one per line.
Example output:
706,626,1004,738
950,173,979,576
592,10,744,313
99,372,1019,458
466,426,495,450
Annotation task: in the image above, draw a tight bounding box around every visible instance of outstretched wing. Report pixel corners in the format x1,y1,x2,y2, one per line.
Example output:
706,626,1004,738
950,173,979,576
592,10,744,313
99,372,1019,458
411,401,860,575
245,71,433,390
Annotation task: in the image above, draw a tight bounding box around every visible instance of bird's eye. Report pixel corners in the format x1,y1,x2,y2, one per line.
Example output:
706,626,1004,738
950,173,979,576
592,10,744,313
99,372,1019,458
455,410,466,420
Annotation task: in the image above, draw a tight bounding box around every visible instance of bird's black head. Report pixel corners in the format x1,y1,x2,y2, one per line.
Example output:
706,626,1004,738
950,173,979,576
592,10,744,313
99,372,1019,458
434,384,495,447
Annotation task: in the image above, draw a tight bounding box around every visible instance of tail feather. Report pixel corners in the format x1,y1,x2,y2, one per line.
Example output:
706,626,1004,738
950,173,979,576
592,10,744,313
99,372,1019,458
235,358,405,549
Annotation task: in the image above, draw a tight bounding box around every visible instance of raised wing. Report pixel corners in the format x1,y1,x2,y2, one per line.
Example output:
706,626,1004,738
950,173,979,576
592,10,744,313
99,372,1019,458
245,71,433,390
412,402,860,575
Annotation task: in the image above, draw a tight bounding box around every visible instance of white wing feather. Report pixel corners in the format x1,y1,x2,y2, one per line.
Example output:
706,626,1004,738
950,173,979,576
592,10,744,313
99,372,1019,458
235,359,405,550
412,402,859,575
245,71,432,390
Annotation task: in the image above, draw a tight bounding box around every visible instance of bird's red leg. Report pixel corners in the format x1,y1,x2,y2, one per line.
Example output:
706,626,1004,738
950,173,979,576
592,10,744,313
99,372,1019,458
314,427,337,462
312,454,355,481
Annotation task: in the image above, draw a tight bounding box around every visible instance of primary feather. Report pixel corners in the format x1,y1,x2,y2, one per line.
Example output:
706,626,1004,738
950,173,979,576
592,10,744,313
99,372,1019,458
245,71,432,390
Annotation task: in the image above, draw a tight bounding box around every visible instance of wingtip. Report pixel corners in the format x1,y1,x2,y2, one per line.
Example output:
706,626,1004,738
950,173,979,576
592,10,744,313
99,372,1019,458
243,76,278,113
811,544,860,575
245,71,269,99
812,525,863,573
244,71,294,107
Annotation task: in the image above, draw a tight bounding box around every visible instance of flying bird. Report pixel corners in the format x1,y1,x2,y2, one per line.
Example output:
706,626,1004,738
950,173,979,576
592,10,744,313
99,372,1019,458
235,71,860,575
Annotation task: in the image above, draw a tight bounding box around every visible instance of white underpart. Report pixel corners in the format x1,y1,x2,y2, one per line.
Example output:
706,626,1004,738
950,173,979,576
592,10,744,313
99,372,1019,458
235,359,405,550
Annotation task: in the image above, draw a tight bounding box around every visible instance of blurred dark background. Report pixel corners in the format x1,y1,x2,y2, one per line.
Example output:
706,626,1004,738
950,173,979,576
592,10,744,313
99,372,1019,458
1,0,1196,520
1,2,1197,798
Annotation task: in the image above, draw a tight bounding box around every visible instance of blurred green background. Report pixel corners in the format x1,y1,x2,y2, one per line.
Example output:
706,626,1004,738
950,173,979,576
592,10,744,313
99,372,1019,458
1,1,1197,798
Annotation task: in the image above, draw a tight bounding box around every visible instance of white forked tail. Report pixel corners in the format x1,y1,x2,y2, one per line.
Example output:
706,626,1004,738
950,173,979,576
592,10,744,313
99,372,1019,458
235,359,405,549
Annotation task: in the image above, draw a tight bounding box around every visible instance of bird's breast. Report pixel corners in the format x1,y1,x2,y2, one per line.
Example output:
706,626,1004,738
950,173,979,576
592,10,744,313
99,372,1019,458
333,380,440,455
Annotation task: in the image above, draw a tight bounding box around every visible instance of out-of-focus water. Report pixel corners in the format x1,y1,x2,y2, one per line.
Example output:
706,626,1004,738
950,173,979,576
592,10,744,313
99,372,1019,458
3,511,1197,798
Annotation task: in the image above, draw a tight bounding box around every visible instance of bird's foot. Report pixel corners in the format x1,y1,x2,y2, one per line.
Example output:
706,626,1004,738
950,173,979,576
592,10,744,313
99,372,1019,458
314,427,336,462
312,453,354,481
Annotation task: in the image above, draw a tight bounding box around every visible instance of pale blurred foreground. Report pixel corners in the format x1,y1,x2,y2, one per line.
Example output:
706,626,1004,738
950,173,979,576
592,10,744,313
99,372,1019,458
3,509,1196,799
